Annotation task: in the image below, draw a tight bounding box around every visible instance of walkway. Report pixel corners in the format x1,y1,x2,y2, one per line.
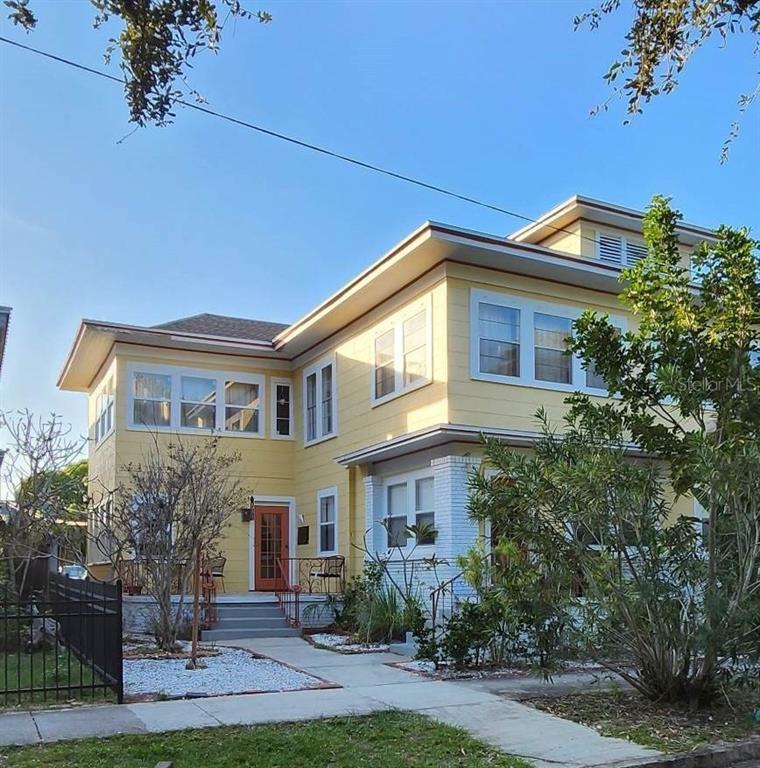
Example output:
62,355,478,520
0,638,659,768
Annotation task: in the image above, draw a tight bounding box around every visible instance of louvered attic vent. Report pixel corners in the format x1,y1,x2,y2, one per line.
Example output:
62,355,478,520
596,231,648,266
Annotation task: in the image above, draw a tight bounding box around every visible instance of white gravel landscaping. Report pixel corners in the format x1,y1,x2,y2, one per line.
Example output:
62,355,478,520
309,633,390,654
123,647,323,698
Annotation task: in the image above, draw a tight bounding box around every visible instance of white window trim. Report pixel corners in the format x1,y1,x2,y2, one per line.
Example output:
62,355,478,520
595,229,648,267
370,295,433,407
126,362,266,438
94,375,115,445
317,486,339,556
270,378,294,440
380,468,436,554
302,354,337,446
469,288,626,396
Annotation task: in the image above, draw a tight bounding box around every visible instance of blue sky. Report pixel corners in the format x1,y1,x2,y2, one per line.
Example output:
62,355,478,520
1,0,758,442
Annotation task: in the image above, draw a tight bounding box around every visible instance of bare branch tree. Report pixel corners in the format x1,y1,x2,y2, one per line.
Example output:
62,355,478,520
95,433,242,652
0,410,87,599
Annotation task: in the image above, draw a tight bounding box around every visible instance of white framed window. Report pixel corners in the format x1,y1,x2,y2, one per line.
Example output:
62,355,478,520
470,289,626,396
181,375,216,430
303,356,336,445
95,375,115,443
534,313,573,384
596,230,648,267
585,325,623,391
132,371,171,428
270,379,293,439
317,487,338,555
127,363,264,437
224,380,260,433
382,469,436,550
371,298,432,406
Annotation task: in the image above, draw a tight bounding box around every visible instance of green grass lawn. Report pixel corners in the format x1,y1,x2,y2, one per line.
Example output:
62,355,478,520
4,712,531,768
1,646,115,708
529,687,760,753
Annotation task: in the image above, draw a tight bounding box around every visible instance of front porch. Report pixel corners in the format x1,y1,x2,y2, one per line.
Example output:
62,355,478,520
116,555,345,637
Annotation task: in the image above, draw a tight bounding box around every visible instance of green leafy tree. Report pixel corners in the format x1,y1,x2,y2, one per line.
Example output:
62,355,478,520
566,195,759,702
469,409,717,706
575,1,760,161
5,0,272,126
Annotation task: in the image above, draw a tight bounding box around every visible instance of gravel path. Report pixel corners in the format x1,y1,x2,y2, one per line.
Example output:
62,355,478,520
124,647,323,697
309,633,390,654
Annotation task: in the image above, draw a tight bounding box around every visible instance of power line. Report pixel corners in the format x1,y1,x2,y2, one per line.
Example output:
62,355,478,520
0,35,599,246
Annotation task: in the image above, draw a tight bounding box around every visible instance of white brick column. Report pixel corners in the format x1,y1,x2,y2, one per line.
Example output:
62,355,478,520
363,474,382,558
431,455,481,561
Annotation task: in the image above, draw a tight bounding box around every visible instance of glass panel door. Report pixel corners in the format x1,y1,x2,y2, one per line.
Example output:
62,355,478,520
254,506,289,590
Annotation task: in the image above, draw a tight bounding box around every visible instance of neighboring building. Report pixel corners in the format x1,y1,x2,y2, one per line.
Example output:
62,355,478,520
58,196,713,594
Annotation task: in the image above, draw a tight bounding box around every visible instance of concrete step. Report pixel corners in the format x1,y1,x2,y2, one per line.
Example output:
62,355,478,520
215,616,290,630
202,626,300,641
215,605,283,617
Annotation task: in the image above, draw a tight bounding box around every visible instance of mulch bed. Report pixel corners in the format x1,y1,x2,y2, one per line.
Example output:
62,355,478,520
527,687,760,753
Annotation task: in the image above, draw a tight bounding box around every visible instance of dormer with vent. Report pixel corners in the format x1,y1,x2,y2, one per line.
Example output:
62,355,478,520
509,195,715,270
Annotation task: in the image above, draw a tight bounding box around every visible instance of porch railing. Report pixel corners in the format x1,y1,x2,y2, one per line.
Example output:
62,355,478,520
274,558,301,627
279,556,346,595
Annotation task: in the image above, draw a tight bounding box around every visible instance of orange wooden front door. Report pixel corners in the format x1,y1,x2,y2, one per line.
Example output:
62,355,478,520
254,505,289,591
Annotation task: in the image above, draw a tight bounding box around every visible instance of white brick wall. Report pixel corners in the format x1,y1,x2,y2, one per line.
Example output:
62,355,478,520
363,454,482,607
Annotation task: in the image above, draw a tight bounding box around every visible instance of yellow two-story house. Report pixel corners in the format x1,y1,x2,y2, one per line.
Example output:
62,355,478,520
58,195,712,600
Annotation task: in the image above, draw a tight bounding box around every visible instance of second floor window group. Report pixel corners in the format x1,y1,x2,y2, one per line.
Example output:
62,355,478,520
129,365,292,438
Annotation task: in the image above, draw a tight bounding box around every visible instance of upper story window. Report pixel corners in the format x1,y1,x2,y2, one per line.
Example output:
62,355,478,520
303,357,336,445
596,230,648,267
133,371,171,427
371,298,432,405
534,313,572,384
470,289,626,395
224,380,260,433
127,363,264,437
271,379,293,439
95,376,115,443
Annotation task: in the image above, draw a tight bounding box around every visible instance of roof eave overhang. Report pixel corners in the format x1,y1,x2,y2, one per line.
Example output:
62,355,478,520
57,321,280,392
509,195,716,247
276,222,627,361
335,422,655,466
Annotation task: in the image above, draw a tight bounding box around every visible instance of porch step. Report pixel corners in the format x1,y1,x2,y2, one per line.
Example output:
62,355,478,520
202,626,300,641
205,597,300,640
215,605,284,619
214,616,292,630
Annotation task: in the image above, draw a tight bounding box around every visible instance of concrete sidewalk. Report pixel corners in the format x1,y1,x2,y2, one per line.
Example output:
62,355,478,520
0,637,659,768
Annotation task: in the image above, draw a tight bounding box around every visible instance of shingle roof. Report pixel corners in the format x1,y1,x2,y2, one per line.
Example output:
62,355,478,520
152,313,289,343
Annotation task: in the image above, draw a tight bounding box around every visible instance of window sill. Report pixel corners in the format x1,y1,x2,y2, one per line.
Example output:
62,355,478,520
370,377,432,408
470,371,610,398
126,424,266,439
304,432,337,448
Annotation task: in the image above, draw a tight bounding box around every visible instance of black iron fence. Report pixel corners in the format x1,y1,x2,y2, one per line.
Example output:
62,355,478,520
1,575,123,706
